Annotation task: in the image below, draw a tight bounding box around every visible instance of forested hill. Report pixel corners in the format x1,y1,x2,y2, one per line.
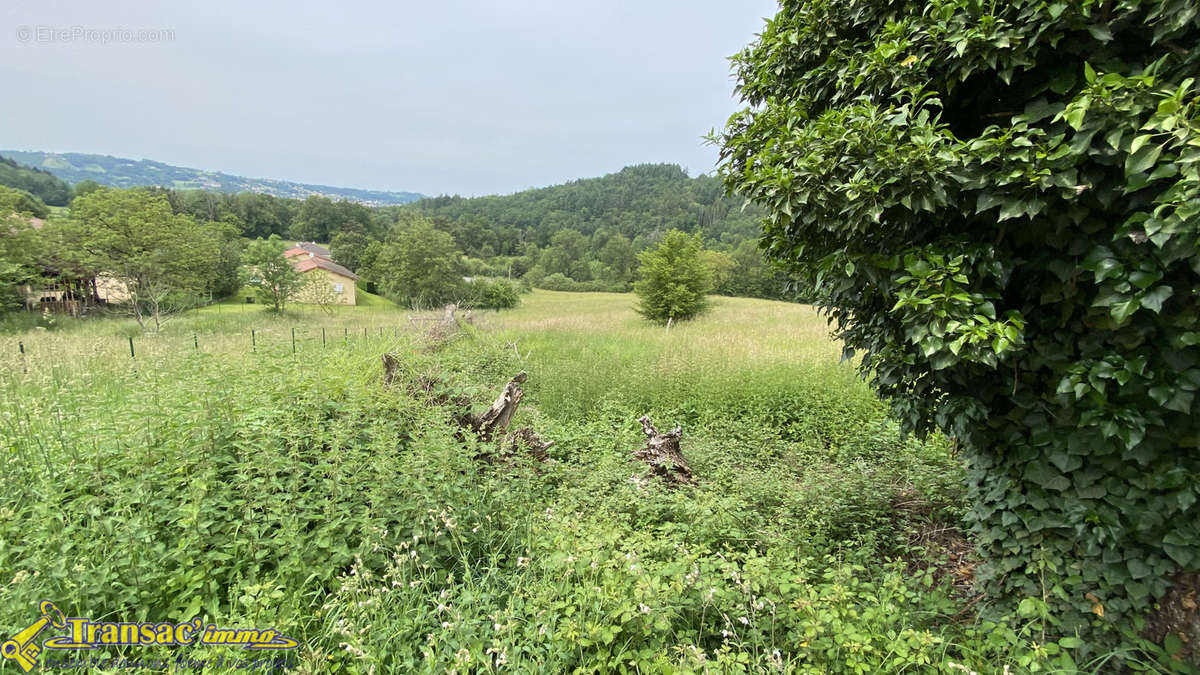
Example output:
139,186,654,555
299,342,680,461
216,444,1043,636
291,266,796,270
405,164,764,251
0,150,423,206
0,155,73,206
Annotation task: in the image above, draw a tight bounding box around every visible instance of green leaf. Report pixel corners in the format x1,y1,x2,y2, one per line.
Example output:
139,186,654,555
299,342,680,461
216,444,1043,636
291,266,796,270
1139,285,1172,313
1110,299,1139,324
1129,134,1154,154
1086,24,1113,42
1164,633,1183,655
1125,143,1162,176
1058,637,1083,649
1127,558,1151,580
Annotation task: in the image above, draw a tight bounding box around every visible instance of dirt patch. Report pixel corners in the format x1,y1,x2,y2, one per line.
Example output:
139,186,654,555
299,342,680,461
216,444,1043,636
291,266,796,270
1143,571,1200,666
891,486,978,603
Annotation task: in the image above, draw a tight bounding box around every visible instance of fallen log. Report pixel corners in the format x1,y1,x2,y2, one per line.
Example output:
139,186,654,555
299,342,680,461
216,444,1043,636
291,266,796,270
633,415,695,486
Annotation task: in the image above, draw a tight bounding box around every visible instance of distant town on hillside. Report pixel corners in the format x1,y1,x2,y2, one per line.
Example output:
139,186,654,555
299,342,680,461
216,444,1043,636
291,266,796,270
0,149,424,206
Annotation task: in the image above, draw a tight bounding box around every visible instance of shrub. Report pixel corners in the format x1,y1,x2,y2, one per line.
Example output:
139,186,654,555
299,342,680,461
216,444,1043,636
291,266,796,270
716,0,1200,653
465,278,521,310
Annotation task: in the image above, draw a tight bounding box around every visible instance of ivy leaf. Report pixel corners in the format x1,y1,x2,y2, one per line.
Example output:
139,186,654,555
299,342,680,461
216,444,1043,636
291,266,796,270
1139,285,1172,313
1126,558,1151,580
1110,299,1140,324
1125,144,1162,176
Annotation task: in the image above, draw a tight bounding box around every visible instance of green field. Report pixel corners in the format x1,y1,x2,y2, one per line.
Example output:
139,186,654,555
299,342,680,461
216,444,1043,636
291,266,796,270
0,292,1064,673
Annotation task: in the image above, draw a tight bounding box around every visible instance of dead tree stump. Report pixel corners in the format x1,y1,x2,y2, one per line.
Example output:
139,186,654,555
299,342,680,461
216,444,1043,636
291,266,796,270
633,416,695,486
494,427,555,464
426,304,471,345
464,371,527,442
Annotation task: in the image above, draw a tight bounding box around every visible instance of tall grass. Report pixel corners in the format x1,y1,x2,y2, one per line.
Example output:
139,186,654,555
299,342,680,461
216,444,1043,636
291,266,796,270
0,292,1109,673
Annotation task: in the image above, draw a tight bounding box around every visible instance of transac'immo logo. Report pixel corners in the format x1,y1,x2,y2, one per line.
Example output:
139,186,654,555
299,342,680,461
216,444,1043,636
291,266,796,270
2,601,297,672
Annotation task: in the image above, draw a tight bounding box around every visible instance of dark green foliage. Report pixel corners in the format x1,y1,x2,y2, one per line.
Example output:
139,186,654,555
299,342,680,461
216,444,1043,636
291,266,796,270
386,164,787,301
634,230,713,323
330,230,370,272
290,195,372,243
407,164,763,249
68,188,236,328
717,0,1200,653
0,155,71,206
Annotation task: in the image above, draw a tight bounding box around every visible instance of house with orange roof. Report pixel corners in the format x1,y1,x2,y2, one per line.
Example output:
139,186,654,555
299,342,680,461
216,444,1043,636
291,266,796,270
285,241,358,305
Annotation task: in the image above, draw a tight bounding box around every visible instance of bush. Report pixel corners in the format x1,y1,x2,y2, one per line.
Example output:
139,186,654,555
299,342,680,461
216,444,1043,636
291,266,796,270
465,278,521,310
532,273,625,293
717,0,1200,655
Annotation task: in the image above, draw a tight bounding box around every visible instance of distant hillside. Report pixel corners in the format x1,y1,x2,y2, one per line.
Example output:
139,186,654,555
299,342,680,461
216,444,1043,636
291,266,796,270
1,150,423,206
407,163,764,250
0,155,72,206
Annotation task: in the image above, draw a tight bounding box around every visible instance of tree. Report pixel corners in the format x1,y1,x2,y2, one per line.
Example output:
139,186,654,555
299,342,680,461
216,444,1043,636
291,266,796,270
0,187,44,313
242,236,304,312
69,188,221,330
716,0,1200,654
72,179,103,202
330,230,369,272
290,196,338,242
633,230,712,323
699,249,735,294
369,219,464,308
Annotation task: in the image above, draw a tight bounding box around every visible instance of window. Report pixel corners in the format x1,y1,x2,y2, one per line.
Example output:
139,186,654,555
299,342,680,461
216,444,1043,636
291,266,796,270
334,283,345,293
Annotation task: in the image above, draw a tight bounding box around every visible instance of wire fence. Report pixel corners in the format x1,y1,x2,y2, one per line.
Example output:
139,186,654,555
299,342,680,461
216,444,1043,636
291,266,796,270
3,322,426,380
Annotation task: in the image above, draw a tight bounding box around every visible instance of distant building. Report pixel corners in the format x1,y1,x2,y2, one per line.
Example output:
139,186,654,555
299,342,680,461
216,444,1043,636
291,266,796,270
283,242,332,260
285,242,358,306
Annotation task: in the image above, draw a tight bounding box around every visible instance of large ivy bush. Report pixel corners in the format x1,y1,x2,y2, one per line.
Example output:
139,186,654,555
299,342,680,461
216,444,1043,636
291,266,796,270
717,0,1200,653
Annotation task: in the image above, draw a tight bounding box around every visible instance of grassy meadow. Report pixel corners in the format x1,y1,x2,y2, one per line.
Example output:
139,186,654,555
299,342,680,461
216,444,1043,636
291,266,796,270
0,291,1062,673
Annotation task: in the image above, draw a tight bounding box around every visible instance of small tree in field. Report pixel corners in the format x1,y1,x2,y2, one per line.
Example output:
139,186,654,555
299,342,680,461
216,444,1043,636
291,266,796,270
242,236,302,311
717,0,1200,657
634,230,713,323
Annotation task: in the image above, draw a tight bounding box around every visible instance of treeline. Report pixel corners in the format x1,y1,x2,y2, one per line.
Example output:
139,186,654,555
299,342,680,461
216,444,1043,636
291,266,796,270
2,155,792,313
0,155,73,206
117,163,792,303
0,185,240,328
383,164,790,300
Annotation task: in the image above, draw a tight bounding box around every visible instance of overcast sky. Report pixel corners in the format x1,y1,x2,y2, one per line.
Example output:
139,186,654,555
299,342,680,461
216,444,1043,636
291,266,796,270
1,1,778,197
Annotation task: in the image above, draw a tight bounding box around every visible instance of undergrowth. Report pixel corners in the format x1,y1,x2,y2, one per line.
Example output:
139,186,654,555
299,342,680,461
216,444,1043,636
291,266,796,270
0,293,1182,673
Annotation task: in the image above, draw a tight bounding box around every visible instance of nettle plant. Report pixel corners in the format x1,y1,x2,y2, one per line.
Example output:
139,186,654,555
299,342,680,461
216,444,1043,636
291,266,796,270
717,0,1199,647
